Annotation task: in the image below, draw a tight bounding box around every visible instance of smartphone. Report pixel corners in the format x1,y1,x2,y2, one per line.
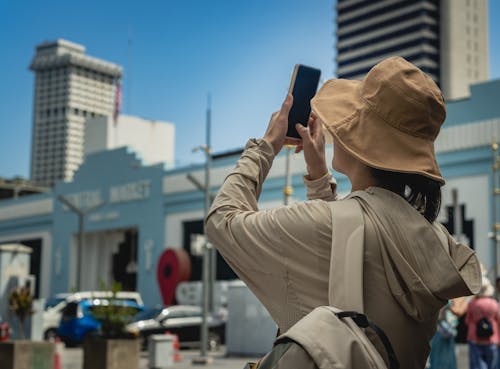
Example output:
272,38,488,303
286,64,321,139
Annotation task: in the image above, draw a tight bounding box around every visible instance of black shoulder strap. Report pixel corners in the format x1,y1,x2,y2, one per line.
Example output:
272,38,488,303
336,311,400,369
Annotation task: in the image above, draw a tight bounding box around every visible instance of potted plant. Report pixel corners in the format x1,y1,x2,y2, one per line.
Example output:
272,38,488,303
0,285,54,369
82,282,142,369
8,285,34,339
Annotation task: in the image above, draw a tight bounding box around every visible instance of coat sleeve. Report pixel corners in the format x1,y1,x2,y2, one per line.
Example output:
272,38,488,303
302,172,338,201
205,139,332,331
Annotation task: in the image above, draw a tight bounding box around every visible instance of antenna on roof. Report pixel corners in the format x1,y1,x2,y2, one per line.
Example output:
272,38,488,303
127,25,133,114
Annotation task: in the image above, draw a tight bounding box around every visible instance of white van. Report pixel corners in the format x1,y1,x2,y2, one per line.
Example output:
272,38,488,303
43,291,144,340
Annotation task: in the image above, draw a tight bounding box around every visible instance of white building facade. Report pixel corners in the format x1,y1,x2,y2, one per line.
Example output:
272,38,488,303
84,114,175,168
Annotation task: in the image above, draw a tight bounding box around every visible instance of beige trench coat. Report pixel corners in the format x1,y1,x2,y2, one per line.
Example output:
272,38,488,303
206,139,481,369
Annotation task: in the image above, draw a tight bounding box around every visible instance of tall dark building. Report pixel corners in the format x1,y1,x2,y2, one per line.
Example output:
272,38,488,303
335,0,488,100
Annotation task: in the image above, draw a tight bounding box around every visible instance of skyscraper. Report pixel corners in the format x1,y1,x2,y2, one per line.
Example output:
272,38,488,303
335,0,488,100
30,39,122,187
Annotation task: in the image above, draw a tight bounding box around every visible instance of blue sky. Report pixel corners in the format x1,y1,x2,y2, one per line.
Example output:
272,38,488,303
1,0,499,178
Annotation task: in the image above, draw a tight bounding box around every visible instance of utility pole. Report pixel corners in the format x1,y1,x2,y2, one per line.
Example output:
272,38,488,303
191,94,214,365
57,195,105,290
207,94,217,314
491,141,500,296
283,146,293,205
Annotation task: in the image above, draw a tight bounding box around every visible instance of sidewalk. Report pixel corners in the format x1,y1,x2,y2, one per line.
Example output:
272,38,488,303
61,346,260,369
60,344,470,369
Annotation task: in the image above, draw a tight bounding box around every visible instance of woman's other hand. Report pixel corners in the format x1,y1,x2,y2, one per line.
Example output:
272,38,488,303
263,94,297,155
295,115,328,180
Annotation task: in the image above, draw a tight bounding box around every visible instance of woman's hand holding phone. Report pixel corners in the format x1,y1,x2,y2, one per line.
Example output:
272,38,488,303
294,115,328,180
263,94,301,155
263,94,327,179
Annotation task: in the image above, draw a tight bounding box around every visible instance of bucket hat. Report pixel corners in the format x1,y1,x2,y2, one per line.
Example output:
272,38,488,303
311,56,446,185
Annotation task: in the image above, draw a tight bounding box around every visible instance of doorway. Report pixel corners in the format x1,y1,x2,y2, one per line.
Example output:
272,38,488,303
75,228,138,291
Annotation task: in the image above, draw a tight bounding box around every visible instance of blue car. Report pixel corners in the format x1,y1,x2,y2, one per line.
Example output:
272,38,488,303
57,298,143,346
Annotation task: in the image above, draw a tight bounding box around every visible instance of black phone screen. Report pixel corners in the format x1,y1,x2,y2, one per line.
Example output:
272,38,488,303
286,65,321,139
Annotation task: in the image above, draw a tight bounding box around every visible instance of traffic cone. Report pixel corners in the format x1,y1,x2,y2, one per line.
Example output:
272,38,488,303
54,337,63,369
172,334,182,362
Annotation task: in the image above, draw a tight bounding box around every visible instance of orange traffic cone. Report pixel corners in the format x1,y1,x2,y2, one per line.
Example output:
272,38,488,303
54,337,63,369
172,334,182,362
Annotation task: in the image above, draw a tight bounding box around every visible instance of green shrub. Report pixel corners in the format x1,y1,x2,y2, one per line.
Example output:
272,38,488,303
89,282,140,339
8,286,34,339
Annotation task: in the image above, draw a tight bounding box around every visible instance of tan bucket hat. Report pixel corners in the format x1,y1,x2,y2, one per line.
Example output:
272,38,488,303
311,56,446,185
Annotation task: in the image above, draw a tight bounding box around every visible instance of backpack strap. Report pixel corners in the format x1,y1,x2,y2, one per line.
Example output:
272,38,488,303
336,311,400,369
330,197,400,369
328,197,365,312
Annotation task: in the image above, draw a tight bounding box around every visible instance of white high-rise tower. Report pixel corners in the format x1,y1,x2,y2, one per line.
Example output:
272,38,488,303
30,39,122,187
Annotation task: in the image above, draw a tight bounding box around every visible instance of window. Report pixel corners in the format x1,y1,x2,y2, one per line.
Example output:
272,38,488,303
62,302,78,321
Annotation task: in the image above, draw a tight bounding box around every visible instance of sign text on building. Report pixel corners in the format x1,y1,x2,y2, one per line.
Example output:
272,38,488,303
109,180,151,204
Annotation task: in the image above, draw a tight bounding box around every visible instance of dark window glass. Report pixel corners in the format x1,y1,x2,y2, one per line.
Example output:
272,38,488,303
338,38,438,67
338,9,438,42
338,23,438,54
61,302,78,319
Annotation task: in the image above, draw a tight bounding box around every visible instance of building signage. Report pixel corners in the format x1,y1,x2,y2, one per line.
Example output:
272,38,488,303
89,211,120,222
64,190,103,211
63,180,151,213
109,180,151,204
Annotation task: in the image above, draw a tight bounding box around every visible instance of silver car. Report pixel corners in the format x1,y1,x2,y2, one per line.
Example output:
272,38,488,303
126,305,226,350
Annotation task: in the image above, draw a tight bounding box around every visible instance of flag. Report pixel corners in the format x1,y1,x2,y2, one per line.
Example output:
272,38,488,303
114,80,122,124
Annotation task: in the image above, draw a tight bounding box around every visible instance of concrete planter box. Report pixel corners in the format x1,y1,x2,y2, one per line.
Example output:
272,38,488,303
0,341,54,369
83,338,140,369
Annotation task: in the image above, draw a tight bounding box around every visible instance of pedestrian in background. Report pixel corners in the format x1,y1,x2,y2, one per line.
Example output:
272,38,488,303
466,276,499,369
205,57,482,369
429,299,464,369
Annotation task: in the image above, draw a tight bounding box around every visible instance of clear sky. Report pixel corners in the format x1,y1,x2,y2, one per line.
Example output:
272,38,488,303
1,0,499,178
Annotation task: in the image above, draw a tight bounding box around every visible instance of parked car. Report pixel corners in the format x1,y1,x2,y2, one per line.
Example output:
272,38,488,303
43,291,143,341
55,297,143,346
45,293,71,310
126,305,226,350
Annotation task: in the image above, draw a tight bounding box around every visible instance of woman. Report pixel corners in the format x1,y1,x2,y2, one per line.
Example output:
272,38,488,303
465,276,499,369
428,299,462,369
205,57,481,369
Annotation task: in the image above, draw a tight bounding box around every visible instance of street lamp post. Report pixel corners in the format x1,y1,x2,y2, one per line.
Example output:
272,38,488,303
206,94,217,314
57,195,105,290
283,146,293,205
191,94,213,365
491,142,500,295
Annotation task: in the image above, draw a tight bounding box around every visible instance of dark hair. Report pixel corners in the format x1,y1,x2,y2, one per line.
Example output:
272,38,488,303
371,168,442,223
